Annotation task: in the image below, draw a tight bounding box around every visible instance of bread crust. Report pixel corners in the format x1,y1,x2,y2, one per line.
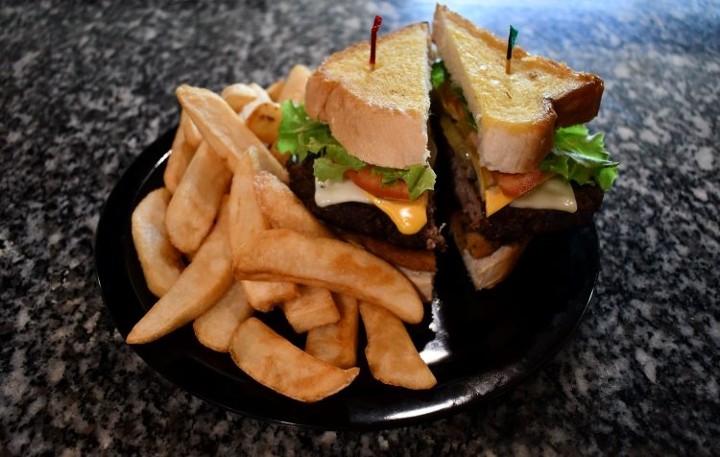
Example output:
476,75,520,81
459,241,528,290
450,211,528,290
305,23,432,169
433,5,604,173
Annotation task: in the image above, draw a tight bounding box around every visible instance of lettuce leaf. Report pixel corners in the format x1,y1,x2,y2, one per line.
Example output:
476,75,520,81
541,125,619,191
431,60,476,129
277,102,337,162
431,60,447,90
278,101,436,200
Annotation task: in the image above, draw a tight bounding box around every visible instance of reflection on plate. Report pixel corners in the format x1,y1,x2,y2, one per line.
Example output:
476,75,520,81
94,129,599,430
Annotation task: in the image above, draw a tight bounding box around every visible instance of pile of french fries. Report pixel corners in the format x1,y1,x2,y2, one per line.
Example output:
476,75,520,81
127,66,437,402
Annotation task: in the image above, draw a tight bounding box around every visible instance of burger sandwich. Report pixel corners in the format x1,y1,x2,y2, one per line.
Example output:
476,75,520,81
431,5,618,289
277,22,444,300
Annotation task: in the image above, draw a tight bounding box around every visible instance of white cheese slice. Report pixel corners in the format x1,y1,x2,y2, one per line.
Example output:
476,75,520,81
314,178,371,207
509,176,577,213
314,178,428,235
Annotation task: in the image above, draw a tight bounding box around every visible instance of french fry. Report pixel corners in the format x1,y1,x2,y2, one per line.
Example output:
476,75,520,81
131,188,185,297
282,286,340,334
233,228,424,324
193,281,254,352
176,84,288,183
129,78,444,400
229,317,359,402
221,83,263,113
127,200,233,344
359,301,436,390
181,109,203,149
229,148,298,311
246,102,282,144
265,79,285,101
305,294,358,368
253,170,334,238
238,84,272,121
241,280,298,313
278,64,311,103
165,143,232,253
164,119,195,194
228,152,265,253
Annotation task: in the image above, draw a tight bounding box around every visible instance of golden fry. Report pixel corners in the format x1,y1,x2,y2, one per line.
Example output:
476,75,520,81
241,280,298,313
131,188,185,296
229,148,298,311
305,294,358,368
278,65,311,104
181,109,203,149
253,170,334,238
265,79,285,101
359,301,436,390
127,200,233,344
193,281,254,352
164,120,195,193
221,83,263,113
229,317,359,402
282,286,340,334
246,102,282,144
165,143,232,253
233,228,424,324
176,85,288,183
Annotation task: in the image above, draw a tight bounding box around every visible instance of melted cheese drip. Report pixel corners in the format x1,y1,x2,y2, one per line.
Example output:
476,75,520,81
314,179,428,235
364,192,428,235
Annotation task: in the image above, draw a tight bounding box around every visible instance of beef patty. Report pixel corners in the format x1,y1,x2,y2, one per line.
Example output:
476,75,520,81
287,159,445,251
439,125,604,246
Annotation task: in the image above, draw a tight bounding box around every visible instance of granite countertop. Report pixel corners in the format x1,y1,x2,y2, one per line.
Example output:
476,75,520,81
2,0,719,455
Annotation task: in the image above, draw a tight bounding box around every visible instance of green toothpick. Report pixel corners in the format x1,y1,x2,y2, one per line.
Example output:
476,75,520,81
505,25,519,74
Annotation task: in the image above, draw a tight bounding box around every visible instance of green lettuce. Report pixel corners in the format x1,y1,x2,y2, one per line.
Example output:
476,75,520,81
277,101,436,200
431,60,476,129
541,125,619,191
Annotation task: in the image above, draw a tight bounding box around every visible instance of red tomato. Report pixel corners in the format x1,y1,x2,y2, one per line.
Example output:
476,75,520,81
346,167,410,201
493,169,548,197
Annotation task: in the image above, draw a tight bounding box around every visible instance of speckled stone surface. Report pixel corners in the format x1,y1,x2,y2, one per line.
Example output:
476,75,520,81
2,0,719,455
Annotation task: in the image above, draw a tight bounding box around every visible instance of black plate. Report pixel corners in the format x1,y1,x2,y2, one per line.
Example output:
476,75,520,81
94,129,599,430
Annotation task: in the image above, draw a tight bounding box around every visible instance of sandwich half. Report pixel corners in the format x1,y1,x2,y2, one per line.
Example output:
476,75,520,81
278,22,444,300
432,5,618,289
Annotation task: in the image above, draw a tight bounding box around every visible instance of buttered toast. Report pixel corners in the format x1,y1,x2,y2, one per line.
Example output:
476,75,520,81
432,5,603,173
305,22,432,169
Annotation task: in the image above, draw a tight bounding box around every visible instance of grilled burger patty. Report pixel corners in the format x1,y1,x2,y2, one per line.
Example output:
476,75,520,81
441,128,604,246
287,159,445,251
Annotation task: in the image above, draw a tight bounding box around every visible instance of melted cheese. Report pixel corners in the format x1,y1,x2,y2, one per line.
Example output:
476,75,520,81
478,166,577,215
314,179,428,235
477,167,513,216
509,177,577,212
364,192,428,235
483,185,516,216
315,179,371,206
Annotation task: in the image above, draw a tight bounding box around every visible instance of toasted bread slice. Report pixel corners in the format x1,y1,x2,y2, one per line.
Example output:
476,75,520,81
450,213,529,290
305,22,432,169
433,5,603,173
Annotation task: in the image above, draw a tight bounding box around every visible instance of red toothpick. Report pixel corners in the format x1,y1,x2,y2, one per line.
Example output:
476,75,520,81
370,15,383,70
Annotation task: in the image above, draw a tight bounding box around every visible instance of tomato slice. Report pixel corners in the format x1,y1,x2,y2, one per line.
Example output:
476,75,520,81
346,167,410,201
492,169,549,198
